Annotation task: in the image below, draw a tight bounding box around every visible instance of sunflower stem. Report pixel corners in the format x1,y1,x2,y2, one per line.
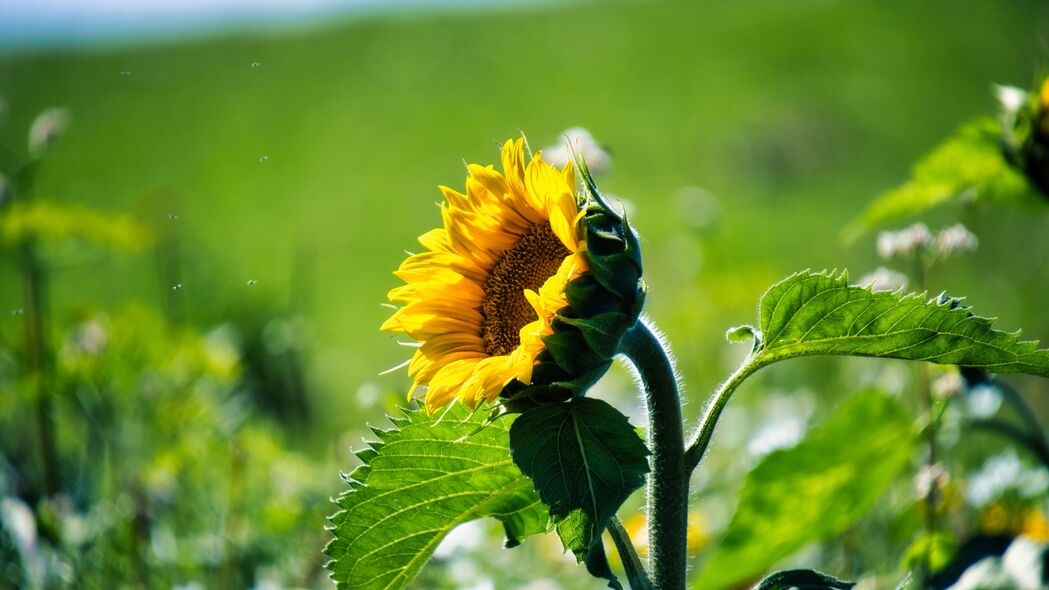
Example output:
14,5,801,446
619,320,686,590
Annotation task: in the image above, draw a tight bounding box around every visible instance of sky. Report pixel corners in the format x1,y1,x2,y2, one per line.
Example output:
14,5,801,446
0,0,552,51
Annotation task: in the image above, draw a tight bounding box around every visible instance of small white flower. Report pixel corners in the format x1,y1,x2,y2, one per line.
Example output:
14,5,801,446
933,371,964,400
856,267,908,292
966,384,1002,419
966,450,1049,507
543,127,611,173
934,223,978,259
28,107,71,158
877,223,932,260
995,84,1029,116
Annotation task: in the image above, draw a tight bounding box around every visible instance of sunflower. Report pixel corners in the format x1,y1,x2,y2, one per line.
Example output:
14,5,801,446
382,138,589,413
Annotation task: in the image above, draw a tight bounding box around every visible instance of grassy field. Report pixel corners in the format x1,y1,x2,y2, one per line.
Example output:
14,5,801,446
2,0,1049,586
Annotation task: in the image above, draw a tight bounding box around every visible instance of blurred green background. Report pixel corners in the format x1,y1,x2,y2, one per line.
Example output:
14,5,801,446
2,0,1049,587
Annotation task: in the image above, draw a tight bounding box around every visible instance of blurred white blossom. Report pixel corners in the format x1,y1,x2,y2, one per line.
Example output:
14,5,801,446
948,536,1045,590
965,384,1003,419
966,450,1049,507
542,127,611,174
994,84,1028,116
934,223,978,259
856,267,908,292
28,107,70,158
877,223,932,260
933,371,963,401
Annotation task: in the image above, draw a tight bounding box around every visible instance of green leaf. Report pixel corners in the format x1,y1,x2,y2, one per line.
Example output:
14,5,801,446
843,117,1040,241
902,531,957,574
753,270,1049,377
509,397,650,557
696,391,915,590
753,569,856,590
325,406,550,590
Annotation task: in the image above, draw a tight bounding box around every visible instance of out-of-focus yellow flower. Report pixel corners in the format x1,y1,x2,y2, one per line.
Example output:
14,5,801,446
619,511,709,558
979,502,1049,540
1022,508,1049,542
382,138,586,413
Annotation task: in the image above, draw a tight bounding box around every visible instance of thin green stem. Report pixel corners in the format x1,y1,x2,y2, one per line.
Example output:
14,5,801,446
608,517,652,590
619,320,686,590
683,353,764,475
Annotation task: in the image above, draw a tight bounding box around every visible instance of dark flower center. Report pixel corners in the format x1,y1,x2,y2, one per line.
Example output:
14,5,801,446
480,223,570,356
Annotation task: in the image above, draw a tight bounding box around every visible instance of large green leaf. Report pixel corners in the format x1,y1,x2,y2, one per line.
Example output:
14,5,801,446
695,391,915,590
751,270,1049,376
843,117,1039,240
325,406,550,590
509,397,650,558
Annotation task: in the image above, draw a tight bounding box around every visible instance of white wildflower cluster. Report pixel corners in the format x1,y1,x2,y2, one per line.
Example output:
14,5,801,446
877,222,978,262
856,267,908,292
934,223,979,258
966,450,1049,507
28,107,71,158
995,84,1029,116
914,462,947,500
965,383,1003,419
542,127,612,174
877,223,933,260
948,537,1046,590
932,370,964,401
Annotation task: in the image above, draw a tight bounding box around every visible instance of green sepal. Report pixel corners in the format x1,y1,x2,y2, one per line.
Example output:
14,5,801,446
586,251,644,301
556,311,636,358
542,326,608,376
565,273,626,316
500,362,612,412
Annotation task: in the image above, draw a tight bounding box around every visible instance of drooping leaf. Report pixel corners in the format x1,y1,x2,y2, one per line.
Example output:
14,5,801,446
843,117,1040,241
753,569,856,590
325,405,550,590
750,270,1049,377
509,397,649,566
696,391,915,590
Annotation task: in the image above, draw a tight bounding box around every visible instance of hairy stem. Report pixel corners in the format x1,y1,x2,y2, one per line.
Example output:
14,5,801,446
683,354,764,475
608,517,652,590
620,320,686,590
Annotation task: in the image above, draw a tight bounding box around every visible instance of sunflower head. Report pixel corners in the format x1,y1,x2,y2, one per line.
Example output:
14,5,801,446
382,137,645,414
1000,75,1049,200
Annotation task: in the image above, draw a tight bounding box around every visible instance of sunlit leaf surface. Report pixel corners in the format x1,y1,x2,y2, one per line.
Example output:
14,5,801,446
753,270,1049,376
326,406,550,590
696,391,914,590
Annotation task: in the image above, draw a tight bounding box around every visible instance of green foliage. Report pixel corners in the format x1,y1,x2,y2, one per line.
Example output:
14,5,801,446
696,391,915,590
747,270,1049,376
752,569,856,590
902,531,957,575
509,397,649,574
326,406,550,590
0,306,330,588
844,118,1040,239
0,200,153,251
